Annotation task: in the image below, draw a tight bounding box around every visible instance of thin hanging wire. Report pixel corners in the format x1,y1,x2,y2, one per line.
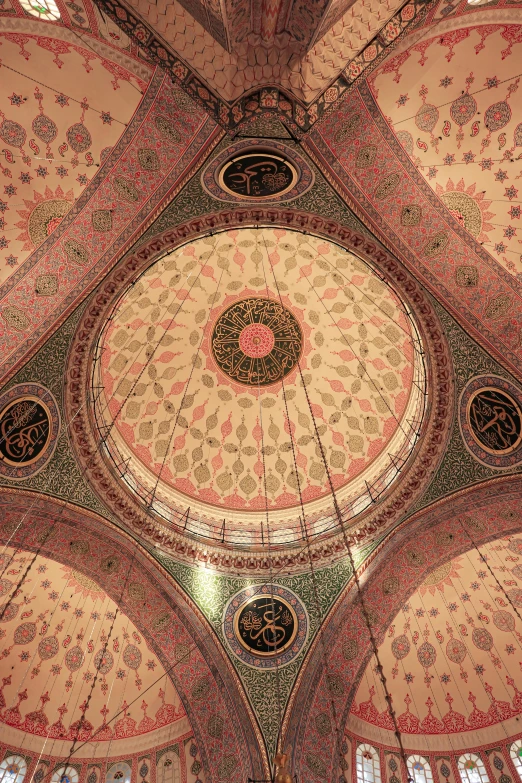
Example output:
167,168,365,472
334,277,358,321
261,227,414,782
257,229,358,782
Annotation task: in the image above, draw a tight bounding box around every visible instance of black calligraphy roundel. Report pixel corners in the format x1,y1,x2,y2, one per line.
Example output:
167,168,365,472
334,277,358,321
460,376,522,468
0,385,60,479
234,594,298,656
211,298,302,386
219,152,298,199
468,387,522,454
0,397,51,466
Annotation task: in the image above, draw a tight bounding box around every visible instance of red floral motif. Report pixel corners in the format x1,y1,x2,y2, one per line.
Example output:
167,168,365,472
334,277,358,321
238,322,275,358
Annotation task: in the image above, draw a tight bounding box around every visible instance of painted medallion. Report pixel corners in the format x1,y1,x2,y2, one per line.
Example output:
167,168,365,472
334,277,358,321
0,384,60,479
468,387,522,455
219,153,297,199
234,593,298,656
202,140,313,203
211,297,302,386
460,376,522,468
224,584,308,669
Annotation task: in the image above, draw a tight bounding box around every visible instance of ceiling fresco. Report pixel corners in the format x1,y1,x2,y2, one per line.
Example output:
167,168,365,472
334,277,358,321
1,0,522,778
0,547,184,752
305,9,522,383
93,227,424,545
286,476,522,776
0,490,268,778
370,18,522,279
0,31,150,285
351,535,522,742
113,0,405,104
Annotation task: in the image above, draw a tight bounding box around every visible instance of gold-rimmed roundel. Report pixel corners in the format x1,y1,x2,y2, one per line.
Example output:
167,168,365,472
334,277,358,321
218,151,298,200
211,297,302,387
467,386,522,455
234,593,298,657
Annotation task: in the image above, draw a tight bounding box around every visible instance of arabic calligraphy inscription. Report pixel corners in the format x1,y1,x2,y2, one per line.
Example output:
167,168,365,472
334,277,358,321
219,153,298,199
468,387,522,454
0,397,51,467
211,298,302,386
235,595,297,656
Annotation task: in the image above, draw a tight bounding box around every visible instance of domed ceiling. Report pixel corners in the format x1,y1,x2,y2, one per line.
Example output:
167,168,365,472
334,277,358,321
0,0,152,287
93,227,425,545
370,11,522,279
350,534,522,748
0,546,185,754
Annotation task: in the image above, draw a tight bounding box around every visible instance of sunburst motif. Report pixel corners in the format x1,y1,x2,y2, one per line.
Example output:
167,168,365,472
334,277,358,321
435,179,494,244
15,185,74,251
419,556,463,595
61,565,105,599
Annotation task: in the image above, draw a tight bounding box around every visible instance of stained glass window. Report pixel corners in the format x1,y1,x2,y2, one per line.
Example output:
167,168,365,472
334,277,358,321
19,0,60,21
356,744,382,783
51,767,78,783
105,764,131,783
408,756,434,783
458,754,490,783
510,741,522,780
0,756,27,783
157,753,181,783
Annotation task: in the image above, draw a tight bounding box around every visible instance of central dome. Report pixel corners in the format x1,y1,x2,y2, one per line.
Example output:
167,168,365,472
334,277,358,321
94,227,426,545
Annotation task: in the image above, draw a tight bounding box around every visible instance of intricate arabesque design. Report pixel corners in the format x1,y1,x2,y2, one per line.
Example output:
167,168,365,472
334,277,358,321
211,297,302,386
0,489,268,781
0,546,184,744
66,213,452,571
0,29,150,290
0,68,220,387
93,0,431,132
286,475,522,780
351,533,522,735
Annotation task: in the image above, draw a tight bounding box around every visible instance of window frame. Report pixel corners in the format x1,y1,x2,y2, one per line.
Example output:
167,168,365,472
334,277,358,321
458,753,490,783
356,743,382,783
407,755,434,783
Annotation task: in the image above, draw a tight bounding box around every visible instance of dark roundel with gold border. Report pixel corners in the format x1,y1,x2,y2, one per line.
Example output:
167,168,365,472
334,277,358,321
235,594,298,656
460,375,522,468
224,585,308,669
219,152,297,199
0,384,60,480
202,139,313,204
211,297,302,386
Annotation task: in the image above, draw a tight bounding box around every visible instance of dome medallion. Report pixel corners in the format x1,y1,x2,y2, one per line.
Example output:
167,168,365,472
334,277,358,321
91,227,428,549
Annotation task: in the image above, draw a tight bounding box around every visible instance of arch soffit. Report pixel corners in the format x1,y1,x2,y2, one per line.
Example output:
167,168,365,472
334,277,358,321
285,474,522,780
0,487,268,783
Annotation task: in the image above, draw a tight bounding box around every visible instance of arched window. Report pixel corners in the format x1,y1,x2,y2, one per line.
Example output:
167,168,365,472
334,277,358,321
157,752,181,783
458,754,490,783
19,0,60,20
51,768,78,783
408,756,434,783
105,765,131,783
0,756,27,783
356,744,381,783
510,741,522,780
